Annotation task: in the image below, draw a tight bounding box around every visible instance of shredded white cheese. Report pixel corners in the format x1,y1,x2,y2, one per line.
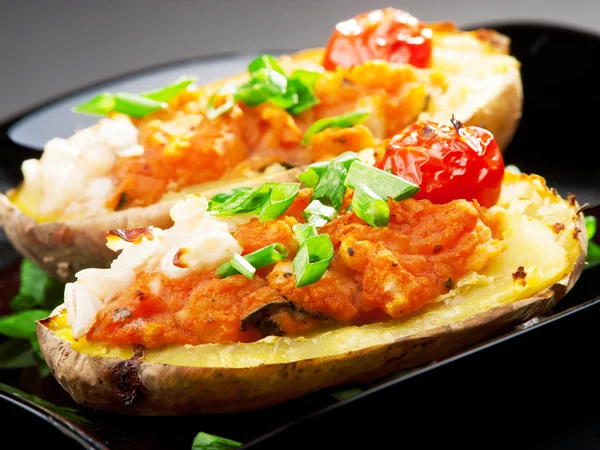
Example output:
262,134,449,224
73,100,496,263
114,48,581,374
19,115,143,217
64,194,250,338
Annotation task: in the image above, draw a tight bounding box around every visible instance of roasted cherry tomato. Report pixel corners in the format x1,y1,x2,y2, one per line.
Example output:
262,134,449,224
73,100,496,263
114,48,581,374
322,8,433,71
376,119,504,208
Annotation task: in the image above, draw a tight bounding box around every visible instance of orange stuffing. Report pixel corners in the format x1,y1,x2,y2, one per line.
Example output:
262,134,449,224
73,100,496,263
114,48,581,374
87,195,505,348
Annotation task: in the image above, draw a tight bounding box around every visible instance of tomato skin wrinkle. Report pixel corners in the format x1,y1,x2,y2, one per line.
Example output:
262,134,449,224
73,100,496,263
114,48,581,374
322,8,433,70
376,121,505,208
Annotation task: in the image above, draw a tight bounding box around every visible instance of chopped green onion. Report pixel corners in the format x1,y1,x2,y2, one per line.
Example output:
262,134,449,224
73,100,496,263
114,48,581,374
352,183,390,227
204,54,322,119
298,151,360,188
208,186,253,209
311,160,347,211
209,182,300,222
292,234,334,287
73,77,196,117
236,68,288,106
293,223,318,245
192,432,242,450
345,161,420,201
247,54,286,75
141,76,195,102
230,253,256,280
206,85,236,120
216,244,289,278
258,182,300,222
301,109,370,146
303,199,338,227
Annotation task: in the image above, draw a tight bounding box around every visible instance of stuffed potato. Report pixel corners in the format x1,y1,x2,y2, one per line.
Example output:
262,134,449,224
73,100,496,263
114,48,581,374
0,8,522,282
36,120,585,415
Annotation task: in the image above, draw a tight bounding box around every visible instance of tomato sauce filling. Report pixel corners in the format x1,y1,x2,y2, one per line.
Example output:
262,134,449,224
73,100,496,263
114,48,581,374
105,58,444,210
87,193,505,348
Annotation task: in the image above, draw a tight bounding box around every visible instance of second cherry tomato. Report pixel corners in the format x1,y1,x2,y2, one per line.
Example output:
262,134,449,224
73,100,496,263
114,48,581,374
376,119,505,208
322,8,433,71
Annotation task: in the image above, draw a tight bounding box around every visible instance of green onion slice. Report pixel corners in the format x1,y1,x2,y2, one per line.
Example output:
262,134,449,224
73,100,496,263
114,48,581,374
208,186,253,209
209,182,300,222
204,54,322,118
73,77,195,117
293,223,318,245
352,183,390,227
206,85,236,120
585,215,600,269
311,160,347,211
301,109,370,146
192,432,242,450
258,182,300,222
216,244,289,278
141,77,195,102
298,151,360,188
230,253,256,280
292,234,334,287
303,200,338,227
345,161,420,201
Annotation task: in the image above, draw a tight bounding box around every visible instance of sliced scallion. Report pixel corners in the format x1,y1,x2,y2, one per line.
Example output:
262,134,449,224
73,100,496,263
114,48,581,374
352,183,390,227
303,199,337,227
345,161,420,201
292,234,334,287
230,253,256,280
293,223,318,245
258,183,300,222
298,151,360,188
301,109,370,146
216,244,289,278
311,160,347,211
73,77,195,117
206,85,236,120
209,182,300,222
208,186,253,209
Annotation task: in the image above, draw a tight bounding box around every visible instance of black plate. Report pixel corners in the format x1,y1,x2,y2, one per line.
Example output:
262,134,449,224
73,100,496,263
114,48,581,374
2,21,600,450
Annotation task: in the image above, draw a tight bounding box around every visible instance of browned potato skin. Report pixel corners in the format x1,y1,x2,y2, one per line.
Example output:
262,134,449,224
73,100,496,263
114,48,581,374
0,25,523,282
35,213,587,415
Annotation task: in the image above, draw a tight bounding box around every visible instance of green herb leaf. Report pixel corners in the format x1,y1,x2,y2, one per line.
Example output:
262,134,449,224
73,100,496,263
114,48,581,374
293,223,318,245
286,69,321,115
216,244,289,278
248,54,286,75
192,432,242,450
0,383,92,426
303,199,338,227
298,152,360,188
73,77,195,117
301,109,370,146
236,68,288,106
352,183,390,227
345,161,420,201
0,310,49,340
0,340,37,369
292,234,334,287
10,259,65,312
231,254,256,280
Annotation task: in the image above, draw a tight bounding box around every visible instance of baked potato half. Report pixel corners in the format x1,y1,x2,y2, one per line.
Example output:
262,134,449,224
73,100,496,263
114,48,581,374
0,9,522,283
36,166,585,415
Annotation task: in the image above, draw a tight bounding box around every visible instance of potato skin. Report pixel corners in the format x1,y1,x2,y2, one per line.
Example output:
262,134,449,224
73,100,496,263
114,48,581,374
35,265,582,415
0,26,523,282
